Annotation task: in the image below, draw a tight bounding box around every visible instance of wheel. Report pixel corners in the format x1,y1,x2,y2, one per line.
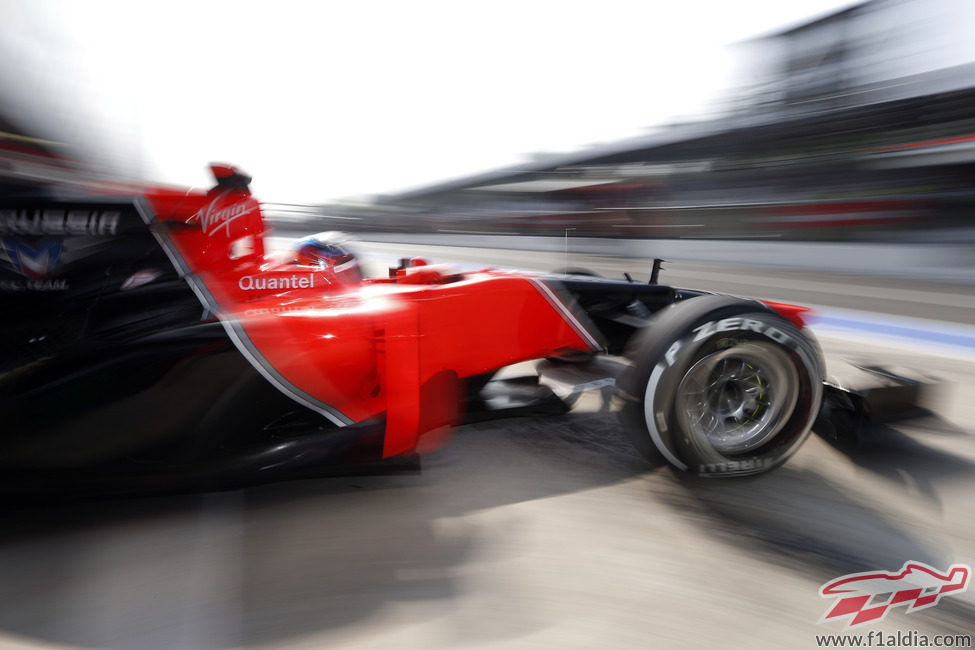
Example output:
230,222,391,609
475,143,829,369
618,295,823,477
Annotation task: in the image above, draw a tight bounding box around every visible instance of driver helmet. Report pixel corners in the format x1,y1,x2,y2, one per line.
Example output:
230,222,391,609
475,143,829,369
290,232,362,282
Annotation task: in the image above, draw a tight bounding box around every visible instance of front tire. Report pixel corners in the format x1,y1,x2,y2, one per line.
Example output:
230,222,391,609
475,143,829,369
618,295,823,477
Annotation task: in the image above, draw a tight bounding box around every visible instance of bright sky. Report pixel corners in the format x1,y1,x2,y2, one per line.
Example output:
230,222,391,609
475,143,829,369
5,0,863,202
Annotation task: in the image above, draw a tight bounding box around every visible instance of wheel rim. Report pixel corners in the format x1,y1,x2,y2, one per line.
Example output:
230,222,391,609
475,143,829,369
675,342,799,455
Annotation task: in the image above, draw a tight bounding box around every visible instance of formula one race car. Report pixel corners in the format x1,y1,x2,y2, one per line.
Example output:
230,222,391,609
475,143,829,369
0,165,892,496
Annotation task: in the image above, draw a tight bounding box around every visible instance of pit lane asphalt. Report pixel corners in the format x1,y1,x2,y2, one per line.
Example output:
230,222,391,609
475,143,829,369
0,243,972,649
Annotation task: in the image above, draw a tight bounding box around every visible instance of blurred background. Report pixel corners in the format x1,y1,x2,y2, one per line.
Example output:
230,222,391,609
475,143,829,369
2,1,975,649
5,0,975,269
313,0,975,244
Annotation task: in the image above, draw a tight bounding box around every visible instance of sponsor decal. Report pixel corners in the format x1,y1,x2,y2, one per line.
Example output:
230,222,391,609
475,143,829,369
664,340,682,366
698,458,772,474
0,238,70,291
819,561,971,628
3,239,61,279
244,304,318,317
0,278,68,292
121,269,162,291
663,318,796,368
238,273,316,291
198,197,256,238
0,209,120,236
692,317,794,346
665,318,797,368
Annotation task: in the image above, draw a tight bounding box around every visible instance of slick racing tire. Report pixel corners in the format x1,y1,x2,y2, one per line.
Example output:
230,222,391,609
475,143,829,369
618,295,823,477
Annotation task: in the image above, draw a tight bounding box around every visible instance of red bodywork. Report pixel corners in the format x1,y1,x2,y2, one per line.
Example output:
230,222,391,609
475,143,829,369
140,173,597,458
760,300,813,329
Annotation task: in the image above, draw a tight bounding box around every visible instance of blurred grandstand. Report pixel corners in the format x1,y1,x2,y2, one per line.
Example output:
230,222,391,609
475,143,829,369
0,115,89,194
4,0,974,247
302,0,975,243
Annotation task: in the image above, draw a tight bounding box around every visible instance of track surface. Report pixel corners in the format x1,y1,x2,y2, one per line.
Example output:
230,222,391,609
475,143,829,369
1,243,973,649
